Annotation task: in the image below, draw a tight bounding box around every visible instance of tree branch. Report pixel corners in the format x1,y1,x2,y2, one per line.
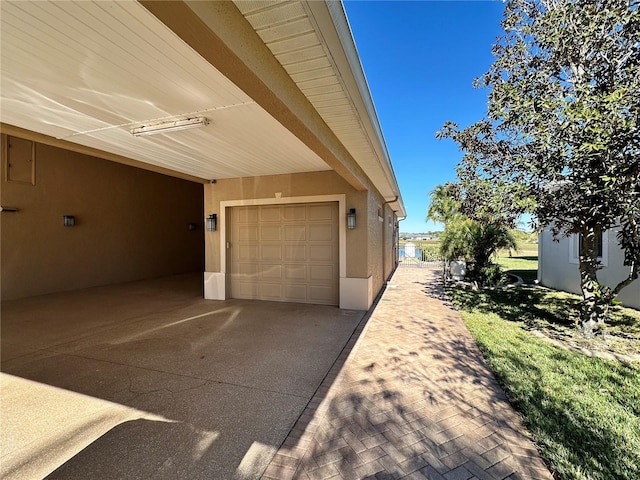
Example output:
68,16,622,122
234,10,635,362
613,261,639,295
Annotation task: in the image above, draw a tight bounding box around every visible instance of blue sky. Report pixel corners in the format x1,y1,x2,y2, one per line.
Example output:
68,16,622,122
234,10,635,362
343,1,506,233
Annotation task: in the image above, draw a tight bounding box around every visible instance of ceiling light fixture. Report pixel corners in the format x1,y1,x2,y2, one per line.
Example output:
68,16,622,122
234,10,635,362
130,117,209,137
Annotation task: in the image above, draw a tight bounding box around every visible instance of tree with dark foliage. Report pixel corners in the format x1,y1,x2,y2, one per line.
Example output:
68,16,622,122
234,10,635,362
437,0,640,335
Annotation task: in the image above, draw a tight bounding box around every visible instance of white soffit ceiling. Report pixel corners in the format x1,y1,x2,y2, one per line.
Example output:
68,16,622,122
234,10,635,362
0,0,330,180
233,0,404,210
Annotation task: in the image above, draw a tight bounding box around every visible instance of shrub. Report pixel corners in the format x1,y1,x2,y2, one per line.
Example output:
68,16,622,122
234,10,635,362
420,245,443,262
468,262,505,287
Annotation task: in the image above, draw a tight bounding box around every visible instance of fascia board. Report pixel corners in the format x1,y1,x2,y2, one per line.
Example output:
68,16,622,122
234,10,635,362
304,1,405,217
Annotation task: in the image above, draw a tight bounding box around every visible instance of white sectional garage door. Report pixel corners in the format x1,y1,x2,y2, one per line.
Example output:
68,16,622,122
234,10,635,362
229,202,339,305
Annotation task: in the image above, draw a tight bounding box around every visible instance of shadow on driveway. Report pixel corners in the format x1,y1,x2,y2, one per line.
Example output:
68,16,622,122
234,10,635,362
262,267,553,480
1,273,365,480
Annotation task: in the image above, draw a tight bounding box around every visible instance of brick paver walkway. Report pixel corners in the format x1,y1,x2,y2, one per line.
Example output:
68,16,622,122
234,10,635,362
262,267,553,480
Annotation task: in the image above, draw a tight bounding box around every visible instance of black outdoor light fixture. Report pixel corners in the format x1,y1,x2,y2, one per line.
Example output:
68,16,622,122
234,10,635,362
206,213,217,232
63,215,75,227
347,208,357,229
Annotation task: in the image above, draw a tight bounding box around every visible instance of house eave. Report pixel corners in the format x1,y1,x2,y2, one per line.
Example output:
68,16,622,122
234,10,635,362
232,0,406,217
0,0,405,216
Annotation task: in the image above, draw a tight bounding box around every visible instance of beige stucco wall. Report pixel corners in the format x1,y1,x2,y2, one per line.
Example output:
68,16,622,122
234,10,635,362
1,135,204,300
383,207,398,282
366,190,398,297
204,170,398,308
204,170,368,275
139,1,401,309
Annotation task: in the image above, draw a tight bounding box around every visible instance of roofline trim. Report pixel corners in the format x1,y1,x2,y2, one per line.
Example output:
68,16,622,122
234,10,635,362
303,1,405,216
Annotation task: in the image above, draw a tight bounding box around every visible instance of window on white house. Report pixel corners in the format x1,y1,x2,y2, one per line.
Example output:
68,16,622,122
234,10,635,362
569,230,608,266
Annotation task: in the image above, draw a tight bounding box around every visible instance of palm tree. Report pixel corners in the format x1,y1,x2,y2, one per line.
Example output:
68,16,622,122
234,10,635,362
426,184,461,225
428,182,518,285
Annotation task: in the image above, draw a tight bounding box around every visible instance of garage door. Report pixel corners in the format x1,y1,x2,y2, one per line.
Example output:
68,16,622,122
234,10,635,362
229,202,339,305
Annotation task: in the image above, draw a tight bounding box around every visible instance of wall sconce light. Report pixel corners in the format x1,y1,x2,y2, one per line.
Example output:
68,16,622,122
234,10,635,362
63,215,75,227
206,213,217,232
347,208,356,229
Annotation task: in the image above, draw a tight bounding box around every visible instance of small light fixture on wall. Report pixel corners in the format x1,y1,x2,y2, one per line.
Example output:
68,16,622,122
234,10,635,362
347,208,357,229
63,215,75,227
206,213,217,232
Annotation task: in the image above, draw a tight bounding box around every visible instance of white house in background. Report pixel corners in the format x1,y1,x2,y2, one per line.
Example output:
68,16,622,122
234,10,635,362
538,227,640,310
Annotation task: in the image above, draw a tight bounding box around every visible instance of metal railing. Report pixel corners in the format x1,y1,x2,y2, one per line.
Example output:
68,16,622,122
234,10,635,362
398,257,444,268
398,247,444,268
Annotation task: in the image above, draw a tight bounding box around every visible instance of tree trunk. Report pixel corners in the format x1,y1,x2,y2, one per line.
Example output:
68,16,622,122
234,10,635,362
578,228,610,336
579,276,609,337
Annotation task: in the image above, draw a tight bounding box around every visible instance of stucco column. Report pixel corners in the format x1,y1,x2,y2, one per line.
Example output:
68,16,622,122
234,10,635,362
203,183,225,300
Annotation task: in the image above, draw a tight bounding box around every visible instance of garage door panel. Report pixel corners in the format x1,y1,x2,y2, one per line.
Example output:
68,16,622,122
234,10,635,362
260,206,281,222
283,205,306,221
260,283,282,299
238,225,259,241
309,285,336,302
308,204,334,220
261,264,283,280
310,265,334,281
236,282,258,297
309,224,333,242
261,225,282,241
284,224,306,241
237,207,259,222
237,245,259,260
230,203,338,305
309,245,333,261
284,284,307,300
285,245,307,261
238,263,259,278
261,245,283,260
285,264,307,280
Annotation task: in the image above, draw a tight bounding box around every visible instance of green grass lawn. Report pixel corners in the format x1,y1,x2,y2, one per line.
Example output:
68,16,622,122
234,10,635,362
496,255,539,283
517,241,539,254
493,253,640,355
448,283,640,480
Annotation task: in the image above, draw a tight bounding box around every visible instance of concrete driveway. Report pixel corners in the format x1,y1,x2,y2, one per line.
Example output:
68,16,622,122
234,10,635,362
0,274,365,480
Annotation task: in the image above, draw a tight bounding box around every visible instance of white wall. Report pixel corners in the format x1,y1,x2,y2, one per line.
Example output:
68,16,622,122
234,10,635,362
539,227,640,310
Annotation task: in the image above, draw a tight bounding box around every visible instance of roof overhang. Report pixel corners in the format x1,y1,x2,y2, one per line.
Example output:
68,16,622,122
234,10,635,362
0,0,405,216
